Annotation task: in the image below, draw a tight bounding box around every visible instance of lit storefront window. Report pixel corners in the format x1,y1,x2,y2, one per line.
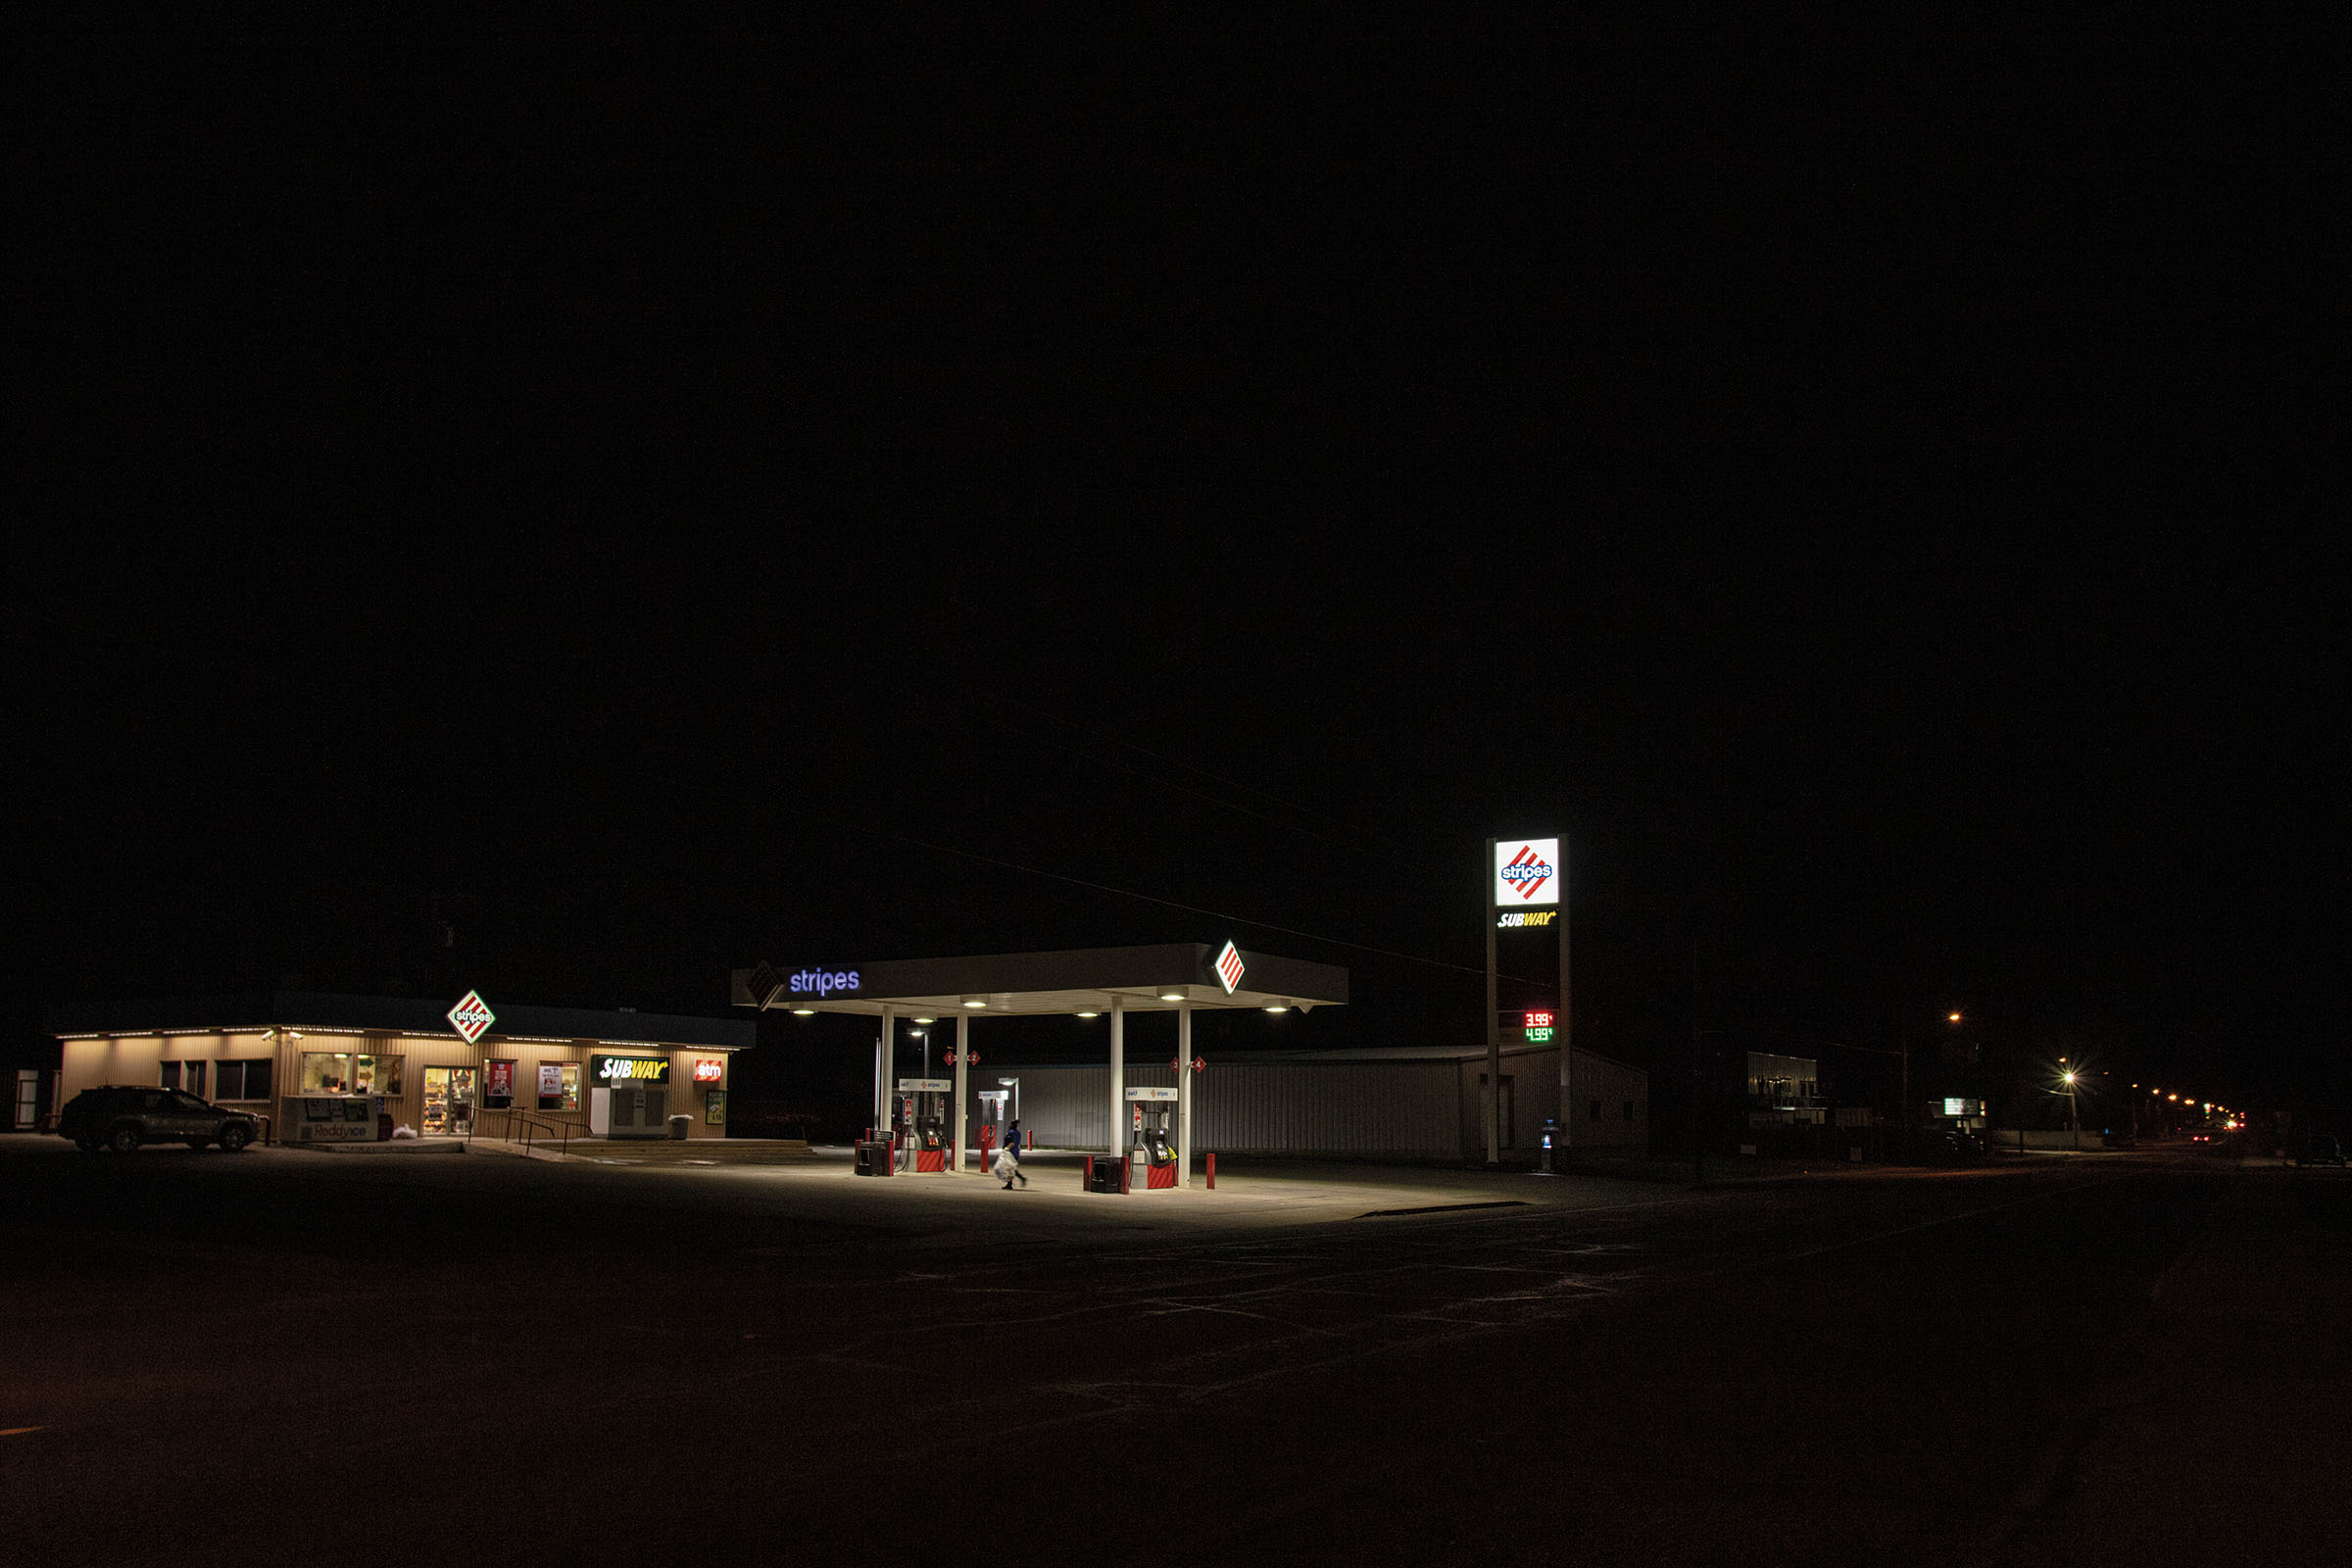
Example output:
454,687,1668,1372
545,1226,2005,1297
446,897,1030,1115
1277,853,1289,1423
300,1054,350,1094
536,1061,580,1111
300,1053,405,1096
353,1054,403,1096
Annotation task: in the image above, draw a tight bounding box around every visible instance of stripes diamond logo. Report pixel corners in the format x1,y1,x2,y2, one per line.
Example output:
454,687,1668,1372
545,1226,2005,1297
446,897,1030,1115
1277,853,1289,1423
447,990,496,1044
1501,844,1553,901
1214,941,1246,995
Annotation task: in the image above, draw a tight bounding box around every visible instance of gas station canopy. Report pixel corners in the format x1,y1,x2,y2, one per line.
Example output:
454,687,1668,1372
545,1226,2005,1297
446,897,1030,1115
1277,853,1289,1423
729,943,1348,1018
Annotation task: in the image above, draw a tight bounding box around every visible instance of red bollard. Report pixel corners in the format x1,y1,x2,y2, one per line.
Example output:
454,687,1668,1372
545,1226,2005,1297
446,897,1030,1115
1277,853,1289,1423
1206,1152,1216,1189
1083,1155,1093,1191
1120,1154,1132,1195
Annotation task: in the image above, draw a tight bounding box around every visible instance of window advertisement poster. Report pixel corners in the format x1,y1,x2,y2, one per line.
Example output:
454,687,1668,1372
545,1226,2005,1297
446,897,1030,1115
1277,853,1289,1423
537,1063,565,1110
1493,838,1561,906
483,1058,515,1109
705,1088,727,1126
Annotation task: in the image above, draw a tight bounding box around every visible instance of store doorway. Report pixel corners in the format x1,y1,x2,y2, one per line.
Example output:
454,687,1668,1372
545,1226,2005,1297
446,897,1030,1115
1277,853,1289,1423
605,1084,668,1137
422,1066,478,1137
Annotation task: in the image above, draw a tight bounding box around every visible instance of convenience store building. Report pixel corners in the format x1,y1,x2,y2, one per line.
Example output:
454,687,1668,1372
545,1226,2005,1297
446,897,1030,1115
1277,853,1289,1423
48,991,753,1144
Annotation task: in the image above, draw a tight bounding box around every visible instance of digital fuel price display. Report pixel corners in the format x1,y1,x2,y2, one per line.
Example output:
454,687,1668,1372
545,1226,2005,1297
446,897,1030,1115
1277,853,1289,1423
1524,1009,1554,1042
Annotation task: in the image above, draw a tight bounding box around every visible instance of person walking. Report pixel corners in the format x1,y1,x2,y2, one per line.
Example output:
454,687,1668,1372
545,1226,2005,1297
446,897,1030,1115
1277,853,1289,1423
996,1118,1028,1188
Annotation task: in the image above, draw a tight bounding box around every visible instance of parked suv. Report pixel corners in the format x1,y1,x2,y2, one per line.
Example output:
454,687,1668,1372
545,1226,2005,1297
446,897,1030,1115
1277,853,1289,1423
57,1087,259,1153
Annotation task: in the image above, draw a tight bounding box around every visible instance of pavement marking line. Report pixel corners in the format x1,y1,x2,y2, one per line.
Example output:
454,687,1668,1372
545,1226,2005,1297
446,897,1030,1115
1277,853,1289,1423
1354,1199,1532,1218
1,1427,44,1437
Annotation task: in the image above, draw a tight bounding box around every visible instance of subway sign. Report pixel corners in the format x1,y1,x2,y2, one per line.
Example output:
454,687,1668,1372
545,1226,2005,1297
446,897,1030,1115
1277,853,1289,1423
589,1054,670,1085
1496,909,1557,929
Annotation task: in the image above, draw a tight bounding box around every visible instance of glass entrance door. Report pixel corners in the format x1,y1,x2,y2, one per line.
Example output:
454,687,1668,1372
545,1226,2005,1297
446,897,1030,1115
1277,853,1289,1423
422,1067,477,1137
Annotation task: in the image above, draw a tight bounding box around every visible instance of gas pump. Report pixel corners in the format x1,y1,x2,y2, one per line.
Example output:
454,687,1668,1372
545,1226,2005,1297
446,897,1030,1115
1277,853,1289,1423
976,1088,1007,1169
896,1078,954,1172
1126,1087,1179,1190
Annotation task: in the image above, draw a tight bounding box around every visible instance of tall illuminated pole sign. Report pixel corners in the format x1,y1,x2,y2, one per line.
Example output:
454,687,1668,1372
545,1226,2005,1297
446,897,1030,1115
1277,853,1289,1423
1486,838,1565,1166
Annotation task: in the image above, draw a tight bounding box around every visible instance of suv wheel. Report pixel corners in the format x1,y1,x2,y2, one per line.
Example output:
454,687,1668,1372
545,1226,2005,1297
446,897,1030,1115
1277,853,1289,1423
218,1124,253,1152
108,1124,143,1153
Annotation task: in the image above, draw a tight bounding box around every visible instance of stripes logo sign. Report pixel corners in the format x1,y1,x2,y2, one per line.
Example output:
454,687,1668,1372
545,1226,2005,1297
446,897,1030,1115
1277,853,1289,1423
1493,838,1560,906
446,990,496,1044
1214,941,1246,994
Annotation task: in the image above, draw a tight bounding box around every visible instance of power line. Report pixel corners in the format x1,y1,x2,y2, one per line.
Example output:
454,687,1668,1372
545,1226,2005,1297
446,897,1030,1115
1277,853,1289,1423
811,811,1553,985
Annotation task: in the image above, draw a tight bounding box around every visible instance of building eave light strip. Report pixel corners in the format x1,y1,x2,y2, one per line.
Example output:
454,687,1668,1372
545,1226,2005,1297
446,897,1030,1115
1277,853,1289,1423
61,1028,744,1051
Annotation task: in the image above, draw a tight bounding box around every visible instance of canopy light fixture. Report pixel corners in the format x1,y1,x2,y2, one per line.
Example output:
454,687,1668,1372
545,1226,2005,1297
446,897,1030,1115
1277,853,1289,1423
1076,1010,1100,1018
913,1015,935,1025
791,1007,816,1017
1264,1000,1291,1013
961,997,987,1008
1158,990,1186,1002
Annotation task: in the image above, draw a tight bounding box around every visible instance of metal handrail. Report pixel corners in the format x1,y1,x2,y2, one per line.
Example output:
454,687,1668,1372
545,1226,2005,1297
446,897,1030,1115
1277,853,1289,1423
476,1106,584,1157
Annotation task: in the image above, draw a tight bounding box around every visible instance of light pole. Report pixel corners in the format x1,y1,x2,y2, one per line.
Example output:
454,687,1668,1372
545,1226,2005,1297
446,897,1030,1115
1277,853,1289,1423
2061,1069,2080,1150
1900,1009,1966,1156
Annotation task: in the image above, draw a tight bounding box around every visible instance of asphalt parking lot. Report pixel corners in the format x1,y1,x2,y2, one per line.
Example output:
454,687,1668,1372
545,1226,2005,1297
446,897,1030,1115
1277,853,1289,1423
4,1135,2345,1566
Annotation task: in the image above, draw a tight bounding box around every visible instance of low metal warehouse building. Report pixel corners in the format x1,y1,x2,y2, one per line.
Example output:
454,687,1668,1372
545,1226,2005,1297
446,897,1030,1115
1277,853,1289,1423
987,1041,1647,1162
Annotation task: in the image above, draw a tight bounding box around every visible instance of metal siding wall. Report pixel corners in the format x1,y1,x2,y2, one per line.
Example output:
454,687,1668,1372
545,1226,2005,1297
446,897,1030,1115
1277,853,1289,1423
1193,1061,1460,1155
956,1051,1644,1159
1565,1048,1649,1150
986,1063,1191,1150
1448,1062,1467,1161
1512,1050,1554,1149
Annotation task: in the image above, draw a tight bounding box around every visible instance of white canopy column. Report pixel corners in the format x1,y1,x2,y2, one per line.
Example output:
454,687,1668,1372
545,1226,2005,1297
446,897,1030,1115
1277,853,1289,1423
953,1012,969,1172
875,1003,895,1145
1108,994,1125,1169
1177,1001,1194,1186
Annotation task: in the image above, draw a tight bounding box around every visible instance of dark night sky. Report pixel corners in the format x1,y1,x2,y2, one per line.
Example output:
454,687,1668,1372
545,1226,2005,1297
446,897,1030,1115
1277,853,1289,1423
6,19,2340,1115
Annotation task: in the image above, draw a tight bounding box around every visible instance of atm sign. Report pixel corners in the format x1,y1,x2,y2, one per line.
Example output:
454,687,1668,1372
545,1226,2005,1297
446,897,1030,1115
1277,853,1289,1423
693,1059,724,1084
